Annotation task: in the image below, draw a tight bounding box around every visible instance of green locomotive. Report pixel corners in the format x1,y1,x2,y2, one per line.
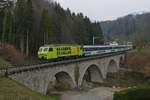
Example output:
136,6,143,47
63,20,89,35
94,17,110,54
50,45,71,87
38,44,83,60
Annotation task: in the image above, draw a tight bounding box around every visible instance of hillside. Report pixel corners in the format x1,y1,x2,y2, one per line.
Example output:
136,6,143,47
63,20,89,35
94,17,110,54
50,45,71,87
0,77,57,100
100,13,150,46
0,57,57,100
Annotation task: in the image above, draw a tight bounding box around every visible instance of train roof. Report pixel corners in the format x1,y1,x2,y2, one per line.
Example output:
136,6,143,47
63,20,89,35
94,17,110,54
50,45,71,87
83,45,132,48
41,44,80,47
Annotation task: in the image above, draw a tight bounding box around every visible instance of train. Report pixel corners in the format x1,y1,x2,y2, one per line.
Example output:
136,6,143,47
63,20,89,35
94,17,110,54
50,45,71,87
38,44,132,60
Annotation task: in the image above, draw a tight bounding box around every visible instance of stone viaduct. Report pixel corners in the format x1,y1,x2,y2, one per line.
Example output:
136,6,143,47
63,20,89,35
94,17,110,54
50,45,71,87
4,53,125,94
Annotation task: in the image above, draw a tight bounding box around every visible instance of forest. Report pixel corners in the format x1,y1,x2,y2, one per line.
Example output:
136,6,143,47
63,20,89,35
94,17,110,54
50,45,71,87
0,0,104,56
101,13,150,46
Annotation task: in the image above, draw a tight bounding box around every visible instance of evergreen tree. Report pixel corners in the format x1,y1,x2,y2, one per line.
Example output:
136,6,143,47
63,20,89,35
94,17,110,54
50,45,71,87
92,22,104,44
40,9,51,44
0,0,13,43
0,10,4,42
14,0,26,53
24,0,34,55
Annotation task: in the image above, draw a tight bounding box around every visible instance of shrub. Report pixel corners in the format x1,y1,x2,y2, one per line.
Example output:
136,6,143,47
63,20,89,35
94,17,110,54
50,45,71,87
143,63,150,77
114,87,150,100
127,52,150,74
0,58,11,68
0,43,24,65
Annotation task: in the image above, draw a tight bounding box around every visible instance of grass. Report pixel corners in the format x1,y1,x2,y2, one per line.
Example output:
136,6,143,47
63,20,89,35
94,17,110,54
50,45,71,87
0,57,11,68
0,77,59,100
114,86,150,100
133,48,150,53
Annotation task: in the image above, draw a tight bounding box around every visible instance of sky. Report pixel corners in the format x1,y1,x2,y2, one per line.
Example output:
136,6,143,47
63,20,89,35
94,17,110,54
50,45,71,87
54,0,150,21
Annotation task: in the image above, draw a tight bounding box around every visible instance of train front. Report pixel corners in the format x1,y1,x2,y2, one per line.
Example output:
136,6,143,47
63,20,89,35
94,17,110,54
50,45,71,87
38,46,49,59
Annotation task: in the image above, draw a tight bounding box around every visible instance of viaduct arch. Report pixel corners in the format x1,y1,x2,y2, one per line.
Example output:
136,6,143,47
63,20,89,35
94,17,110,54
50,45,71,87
80,64,103,87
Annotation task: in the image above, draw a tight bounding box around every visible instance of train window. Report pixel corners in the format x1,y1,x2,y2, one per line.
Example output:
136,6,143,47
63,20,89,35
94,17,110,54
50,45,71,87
44,48,48,52
39,48,43,52
49,48,53,52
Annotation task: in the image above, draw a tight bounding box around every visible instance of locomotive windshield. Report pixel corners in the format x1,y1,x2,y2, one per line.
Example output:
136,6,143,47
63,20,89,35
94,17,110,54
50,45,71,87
43,48,49,52
39,48,43,52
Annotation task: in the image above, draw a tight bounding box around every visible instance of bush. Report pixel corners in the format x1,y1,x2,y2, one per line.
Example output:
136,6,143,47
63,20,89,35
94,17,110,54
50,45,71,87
114,87,150,100
127,52,150,74
0,58,11,68
0,43,24,65
143,63,150,77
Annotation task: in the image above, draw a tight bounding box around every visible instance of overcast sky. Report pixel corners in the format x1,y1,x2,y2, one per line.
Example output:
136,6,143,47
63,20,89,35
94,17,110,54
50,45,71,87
54,0,150,21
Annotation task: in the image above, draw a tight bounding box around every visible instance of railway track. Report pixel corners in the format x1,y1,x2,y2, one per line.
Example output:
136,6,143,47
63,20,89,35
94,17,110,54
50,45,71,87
0,50,128,76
